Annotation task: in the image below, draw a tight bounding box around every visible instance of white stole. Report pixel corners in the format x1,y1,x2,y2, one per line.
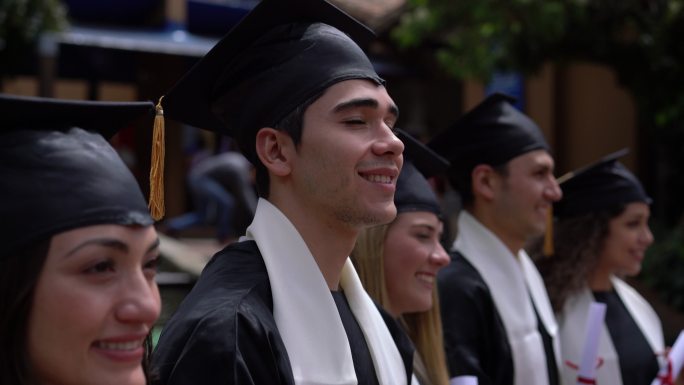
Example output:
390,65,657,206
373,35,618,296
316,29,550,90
453,211,561,385
242,198,408,385
558,277,664,385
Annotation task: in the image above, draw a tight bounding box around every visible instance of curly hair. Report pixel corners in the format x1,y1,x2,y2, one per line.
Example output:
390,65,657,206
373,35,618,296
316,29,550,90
530,205,625,313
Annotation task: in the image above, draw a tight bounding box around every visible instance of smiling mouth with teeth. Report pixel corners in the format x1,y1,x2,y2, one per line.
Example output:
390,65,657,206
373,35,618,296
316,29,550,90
415,273,435,284
362,174,392,184
95,340,143,351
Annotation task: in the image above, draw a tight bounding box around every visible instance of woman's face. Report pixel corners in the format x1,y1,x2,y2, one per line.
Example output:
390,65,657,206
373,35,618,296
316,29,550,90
28,224,161,385
383,211,450,316
598,202,654,277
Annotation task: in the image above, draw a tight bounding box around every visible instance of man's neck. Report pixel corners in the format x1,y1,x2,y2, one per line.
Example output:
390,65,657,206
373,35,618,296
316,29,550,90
267,195,357,290
466,207,525,257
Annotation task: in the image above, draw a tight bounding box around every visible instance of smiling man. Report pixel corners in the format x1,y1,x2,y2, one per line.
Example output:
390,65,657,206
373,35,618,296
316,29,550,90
151,0,413,384
429,93,563,385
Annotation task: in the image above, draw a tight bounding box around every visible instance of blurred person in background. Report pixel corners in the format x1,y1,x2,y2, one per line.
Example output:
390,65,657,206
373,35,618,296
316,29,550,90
532,149,682,385
429,93,562,385
163,150,256,244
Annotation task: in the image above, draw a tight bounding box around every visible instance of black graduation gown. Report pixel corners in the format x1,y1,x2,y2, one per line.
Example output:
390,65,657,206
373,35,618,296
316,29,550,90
438,252,559,385
151,240,414,385
438,252,514,385
593,291,659,385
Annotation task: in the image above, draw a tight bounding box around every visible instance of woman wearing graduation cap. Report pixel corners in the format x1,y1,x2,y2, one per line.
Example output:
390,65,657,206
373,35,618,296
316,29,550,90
0,94,161,385
532,149,667,385
351,130,451,385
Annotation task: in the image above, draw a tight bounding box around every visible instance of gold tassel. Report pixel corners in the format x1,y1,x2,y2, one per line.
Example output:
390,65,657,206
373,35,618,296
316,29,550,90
148,96,165,221
543,205,554,257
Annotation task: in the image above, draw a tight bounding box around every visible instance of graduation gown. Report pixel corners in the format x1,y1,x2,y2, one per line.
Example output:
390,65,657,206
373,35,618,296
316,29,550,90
558,277,664,385
151,240,414,384
438,211,561,385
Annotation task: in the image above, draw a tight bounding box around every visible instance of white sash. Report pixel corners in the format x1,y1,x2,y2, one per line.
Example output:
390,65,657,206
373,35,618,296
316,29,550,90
558,277,664,385
242,198,408,385
453,211,560,385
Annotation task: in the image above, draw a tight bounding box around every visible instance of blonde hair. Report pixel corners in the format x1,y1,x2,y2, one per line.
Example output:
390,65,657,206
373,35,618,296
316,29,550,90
351,222,449,385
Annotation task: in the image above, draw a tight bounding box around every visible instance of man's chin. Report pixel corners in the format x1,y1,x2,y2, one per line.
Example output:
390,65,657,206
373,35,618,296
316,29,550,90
361,206,397,228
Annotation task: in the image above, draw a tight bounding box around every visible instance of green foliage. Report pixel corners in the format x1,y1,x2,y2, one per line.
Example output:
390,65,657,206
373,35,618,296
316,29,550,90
0,0,67,75
392,0,684,129
642,222,684,312
393,0,568,80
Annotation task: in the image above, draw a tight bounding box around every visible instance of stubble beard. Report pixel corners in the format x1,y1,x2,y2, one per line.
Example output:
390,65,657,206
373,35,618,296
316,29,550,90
333,201,396,228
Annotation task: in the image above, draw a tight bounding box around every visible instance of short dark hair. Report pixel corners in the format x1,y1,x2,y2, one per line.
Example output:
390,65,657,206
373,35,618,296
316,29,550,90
254,89,324,198
0,239,49,385
456,162,510,208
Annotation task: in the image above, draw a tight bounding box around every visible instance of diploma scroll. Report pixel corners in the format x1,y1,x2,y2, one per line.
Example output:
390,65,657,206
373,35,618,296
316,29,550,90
651,330,684,385
577,302,607,385
450,375,478,385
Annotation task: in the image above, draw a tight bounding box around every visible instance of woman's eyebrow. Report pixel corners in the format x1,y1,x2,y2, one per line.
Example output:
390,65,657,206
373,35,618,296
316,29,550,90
62,238,128,259
147,238,161,254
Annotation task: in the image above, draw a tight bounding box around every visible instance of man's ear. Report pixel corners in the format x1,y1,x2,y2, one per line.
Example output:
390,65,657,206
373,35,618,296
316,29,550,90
471,164,498,201
255,127,294,177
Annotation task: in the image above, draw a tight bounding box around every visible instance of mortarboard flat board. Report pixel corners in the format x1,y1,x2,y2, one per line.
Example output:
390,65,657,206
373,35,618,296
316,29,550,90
0,93,156,259
554,148,651,219
0,93,155,139
394,129,449,216
161,0,383,163
427,92,549,189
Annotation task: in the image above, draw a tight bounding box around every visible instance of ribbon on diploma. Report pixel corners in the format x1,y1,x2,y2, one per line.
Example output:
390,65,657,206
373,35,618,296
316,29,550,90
566,357,604,385
577,376,596,385
655,356,673,385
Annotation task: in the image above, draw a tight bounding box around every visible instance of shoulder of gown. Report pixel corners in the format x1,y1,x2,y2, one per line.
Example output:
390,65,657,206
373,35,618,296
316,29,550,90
437,251,513,385
151,240,294,385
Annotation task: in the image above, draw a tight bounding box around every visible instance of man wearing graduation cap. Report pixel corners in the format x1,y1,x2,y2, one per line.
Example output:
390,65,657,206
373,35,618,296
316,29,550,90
151,0,414,384
429,93,562,385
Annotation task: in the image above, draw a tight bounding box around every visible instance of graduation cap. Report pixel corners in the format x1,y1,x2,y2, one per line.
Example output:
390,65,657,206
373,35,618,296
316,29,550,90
394,129,449,216
160,0,383,164
0,94,156,259
554,148,651,219
428,93,550,189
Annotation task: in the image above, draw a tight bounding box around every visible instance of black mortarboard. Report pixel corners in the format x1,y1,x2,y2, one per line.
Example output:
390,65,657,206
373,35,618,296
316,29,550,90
0,93,155,139
161,0,383,163
428,93,550,188
555,149,651,218
0,94,155,259
394,129,449,216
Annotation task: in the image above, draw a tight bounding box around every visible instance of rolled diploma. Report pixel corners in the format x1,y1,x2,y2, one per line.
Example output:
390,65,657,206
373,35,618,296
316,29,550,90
450,375,478,385
670,330,684,380
651,330,684,385
577,302,607,383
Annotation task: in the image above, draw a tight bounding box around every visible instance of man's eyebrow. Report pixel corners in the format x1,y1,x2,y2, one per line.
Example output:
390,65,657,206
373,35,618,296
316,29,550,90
332,98,399,118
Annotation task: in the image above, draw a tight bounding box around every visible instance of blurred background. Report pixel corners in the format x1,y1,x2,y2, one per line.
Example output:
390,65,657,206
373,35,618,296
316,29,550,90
2,0,683,343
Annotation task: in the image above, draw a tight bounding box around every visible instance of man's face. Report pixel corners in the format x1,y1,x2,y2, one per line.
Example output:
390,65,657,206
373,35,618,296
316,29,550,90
490,150,562,244
290,79,403,231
